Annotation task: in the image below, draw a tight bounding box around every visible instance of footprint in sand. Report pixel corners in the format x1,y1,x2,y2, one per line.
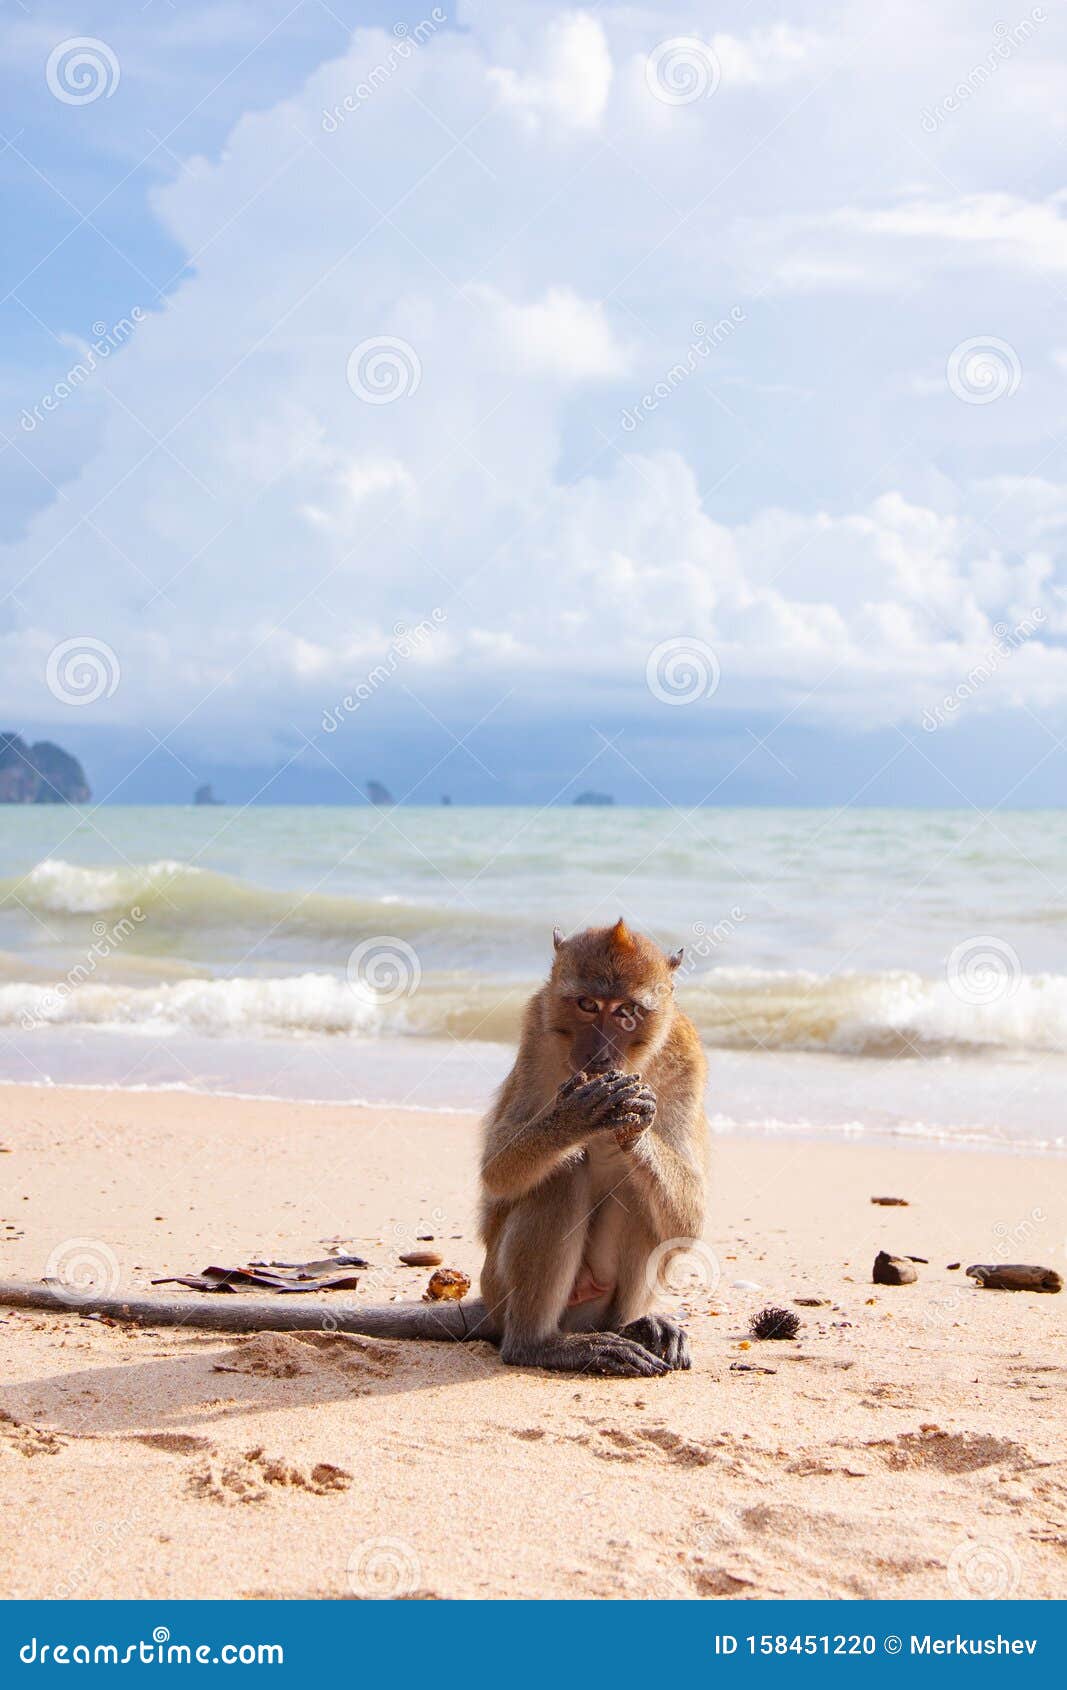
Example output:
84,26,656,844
187,1445,352,1505
212,1331,400,1384
0,1410,64,1458
867,1431,1028,1475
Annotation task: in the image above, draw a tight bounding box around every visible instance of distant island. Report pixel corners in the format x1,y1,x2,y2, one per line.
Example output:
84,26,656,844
366,779,395,806
194,784,224,805
0,733,90,804
573,790,614,806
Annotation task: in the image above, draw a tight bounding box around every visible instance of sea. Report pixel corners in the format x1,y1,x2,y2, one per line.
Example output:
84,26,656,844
1,804,1065,1153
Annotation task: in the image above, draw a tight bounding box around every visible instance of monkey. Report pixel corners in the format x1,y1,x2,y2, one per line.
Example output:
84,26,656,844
0,921,708,1380
477,918,708,1377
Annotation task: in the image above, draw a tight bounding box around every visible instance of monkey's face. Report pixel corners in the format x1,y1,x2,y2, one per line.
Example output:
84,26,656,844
549,919,681,1075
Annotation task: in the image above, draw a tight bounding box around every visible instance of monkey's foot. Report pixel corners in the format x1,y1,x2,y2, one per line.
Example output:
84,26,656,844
501,1330,670,1379
619,1315,690,1371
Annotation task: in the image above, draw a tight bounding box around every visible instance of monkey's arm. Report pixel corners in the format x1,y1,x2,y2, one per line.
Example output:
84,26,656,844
620,1065,707,1240
481,1070,648,1201
625,1127,706,1239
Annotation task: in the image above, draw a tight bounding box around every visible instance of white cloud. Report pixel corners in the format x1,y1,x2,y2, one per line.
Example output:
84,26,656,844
755,191,1067,291
488,11,613,130
710,24,824,87
4,2,1067,760
473,284,631,379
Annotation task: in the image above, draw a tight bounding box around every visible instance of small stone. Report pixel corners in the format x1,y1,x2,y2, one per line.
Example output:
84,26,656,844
870,1196,909,1205
399,1250,443,1267
731,1278,761,1291
873,1251,917,1286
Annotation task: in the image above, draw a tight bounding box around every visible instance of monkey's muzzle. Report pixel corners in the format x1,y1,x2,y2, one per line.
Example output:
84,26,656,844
570,1024,627,1075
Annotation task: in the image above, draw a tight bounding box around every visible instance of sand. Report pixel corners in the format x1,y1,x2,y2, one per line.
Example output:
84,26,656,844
0,1083,1065,1601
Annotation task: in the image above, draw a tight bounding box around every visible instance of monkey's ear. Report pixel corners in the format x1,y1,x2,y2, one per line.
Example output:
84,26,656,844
667,947,684,970
552,926,565,951
610,916,634,950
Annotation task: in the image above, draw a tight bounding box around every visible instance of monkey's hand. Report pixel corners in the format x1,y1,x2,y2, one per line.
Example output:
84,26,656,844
552,1070,654,1146
612,1080,656,1151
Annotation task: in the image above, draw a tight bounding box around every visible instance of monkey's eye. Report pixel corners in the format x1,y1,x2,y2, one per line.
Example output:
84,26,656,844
616,1001,642,1023
576,996,599,1015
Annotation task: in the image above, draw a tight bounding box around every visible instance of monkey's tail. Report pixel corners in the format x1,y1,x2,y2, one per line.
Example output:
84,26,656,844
0,1279,497,1342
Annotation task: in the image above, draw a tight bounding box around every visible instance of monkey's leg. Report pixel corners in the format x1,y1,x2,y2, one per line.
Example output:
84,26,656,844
492,1171,670,1379
617,1315,690,1371
605,1228,691,1370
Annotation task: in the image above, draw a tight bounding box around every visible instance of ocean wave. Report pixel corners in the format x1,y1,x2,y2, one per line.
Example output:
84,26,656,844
2,962,1067,1055
683,967,1067,1056
0,974,385,1037
0,858,483,945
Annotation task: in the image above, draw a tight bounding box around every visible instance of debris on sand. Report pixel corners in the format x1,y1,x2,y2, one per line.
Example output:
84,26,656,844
750,1306,801,1340
152,1256,368,1295
872,1251,917,1286
870,1196,909,1206
399,1251,443,1267
423,1268,471,1302
966,1263,1062,1293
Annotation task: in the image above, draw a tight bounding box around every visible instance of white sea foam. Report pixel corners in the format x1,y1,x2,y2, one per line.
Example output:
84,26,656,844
0,973,386,1038
1,961,1066,1056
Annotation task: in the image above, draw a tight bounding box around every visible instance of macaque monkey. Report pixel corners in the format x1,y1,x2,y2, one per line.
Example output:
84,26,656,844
0,922,708,1380
478,919,708,1376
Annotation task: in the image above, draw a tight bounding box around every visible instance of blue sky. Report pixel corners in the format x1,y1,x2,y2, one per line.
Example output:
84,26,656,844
3,1,1067,804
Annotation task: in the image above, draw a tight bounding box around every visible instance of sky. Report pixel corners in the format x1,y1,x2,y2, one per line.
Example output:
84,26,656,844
3,0,1067,805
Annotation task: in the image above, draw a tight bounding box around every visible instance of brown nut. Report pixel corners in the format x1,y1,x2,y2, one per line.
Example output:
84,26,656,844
399,1250,443,1267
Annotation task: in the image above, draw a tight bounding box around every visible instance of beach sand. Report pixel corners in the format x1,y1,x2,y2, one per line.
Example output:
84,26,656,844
0,1083,1064,1601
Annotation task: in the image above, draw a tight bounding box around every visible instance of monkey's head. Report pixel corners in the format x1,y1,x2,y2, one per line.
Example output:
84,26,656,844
547,918,682,1075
